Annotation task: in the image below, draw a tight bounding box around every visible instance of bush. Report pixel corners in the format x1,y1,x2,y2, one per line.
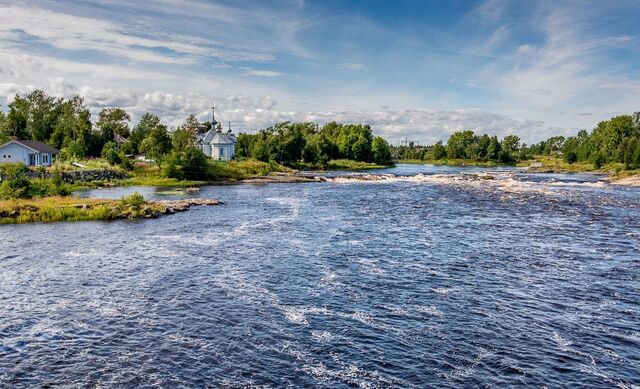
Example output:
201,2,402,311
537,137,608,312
564,151,577,164
121,192,146,209
102,142,133,171
29,178,70,197
592,153,605,169
0,163,31,199
163,147,209,180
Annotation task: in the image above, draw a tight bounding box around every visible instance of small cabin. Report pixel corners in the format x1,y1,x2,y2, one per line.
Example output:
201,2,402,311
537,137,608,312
0,140,59,167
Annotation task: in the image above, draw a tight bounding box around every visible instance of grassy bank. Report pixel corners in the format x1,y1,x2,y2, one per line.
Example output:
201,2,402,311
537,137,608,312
58,158,292,189
294,159,393,171
0,194,168,224
516,155,600,173
398,158,515,167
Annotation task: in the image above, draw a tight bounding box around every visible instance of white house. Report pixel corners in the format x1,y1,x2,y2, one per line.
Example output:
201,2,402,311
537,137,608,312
0,140,59,167
196,107,237,161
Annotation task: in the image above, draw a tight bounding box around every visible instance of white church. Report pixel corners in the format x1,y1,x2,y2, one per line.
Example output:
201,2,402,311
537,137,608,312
196,107,237,161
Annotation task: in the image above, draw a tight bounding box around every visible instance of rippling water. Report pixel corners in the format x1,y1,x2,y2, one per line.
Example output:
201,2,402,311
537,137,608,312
1,164,639,387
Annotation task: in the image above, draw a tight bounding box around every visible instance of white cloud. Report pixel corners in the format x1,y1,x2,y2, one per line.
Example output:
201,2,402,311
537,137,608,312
242,69,287,77
0,4,275,64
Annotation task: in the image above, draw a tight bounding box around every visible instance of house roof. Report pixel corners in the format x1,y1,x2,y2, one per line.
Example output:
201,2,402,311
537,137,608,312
197,129,237,145
0,140,60,154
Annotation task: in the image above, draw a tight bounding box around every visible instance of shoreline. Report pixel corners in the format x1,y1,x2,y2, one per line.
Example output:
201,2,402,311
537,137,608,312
0,197,221,225
4,166,640,225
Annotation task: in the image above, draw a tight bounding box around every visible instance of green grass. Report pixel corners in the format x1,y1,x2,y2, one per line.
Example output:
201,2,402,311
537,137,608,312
518,155,607,173
53,158,120,171
0,195,166,224
207,159,290,180
293,159,392,171
399,158,514,167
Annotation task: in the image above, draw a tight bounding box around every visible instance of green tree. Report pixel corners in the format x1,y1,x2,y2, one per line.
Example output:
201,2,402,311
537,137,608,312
50,96,93,157
251,138,271,162
7,89,61,141
433,141,447,160
371,136,392,164
130,113,161,154
352,134,371,161
97,108,130,145
0,111,8,143
447,130,475,159
139,123,172,161
502,135,521,157
163,147,209,180
101,141,120,165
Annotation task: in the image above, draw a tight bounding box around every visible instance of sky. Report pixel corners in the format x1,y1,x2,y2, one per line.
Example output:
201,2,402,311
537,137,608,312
0,0,638,144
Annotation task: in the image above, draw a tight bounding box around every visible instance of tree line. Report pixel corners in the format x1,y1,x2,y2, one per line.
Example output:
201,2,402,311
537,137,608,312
235,121,392,167
393,111,640,169
0,89,393,179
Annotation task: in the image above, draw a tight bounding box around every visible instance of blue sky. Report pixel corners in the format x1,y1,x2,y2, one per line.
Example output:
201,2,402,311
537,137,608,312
0,0,638,144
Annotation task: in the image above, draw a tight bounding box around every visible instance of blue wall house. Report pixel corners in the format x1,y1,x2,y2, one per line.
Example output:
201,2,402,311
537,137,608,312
0,140,60,167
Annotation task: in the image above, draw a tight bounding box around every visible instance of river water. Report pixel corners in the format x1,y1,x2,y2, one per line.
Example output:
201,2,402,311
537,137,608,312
1,164,639,387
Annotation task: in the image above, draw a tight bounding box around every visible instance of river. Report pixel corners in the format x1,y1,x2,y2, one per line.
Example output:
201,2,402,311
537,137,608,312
1,164,639,387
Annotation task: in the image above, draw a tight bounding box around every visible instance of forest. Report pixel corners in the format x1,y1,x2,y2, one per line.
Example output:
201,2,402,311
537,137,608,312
393,111,640,170
235,121,392,167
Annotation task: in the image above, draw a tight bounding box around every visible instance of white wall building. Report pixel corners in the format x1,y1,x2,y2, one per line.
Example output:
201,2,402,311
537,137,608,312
0,140,59,167
196,107,237,161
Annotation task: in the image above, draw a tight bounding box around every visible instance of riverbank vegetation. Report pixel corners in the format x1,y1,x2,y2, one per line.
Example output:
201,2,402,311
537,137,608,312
0,89,392,183
235,121,393,168
0,192,221,224
392,111,640,175
0,193,154,224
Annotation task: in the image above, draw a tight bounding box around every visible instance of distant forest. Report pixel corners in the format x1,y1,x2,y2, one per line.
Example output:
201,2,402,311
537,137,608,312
393,111,640,169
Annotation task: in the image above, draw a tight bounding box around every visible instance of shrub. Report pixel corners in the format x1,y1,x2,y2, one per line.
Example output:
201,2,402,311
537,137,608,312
0,163,31,199
592,153,605,169
102,141,120,165
564,151,577,164
163,147,209,180
121,192,146,209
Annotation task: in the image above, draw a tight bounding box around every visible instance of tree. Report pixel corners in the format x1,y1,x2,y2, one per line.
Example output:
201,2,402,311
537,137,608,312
447,130,475,159
0,111,8,143
172,115,199,153
101,142,120,165
130,113,161,154
251,138,271,162
351,134,371,161
502,135,521,157
371,136,392,165
96,108,130,145
163,147,209,180
139,123,172,161
50,96,93,157
433,141,447,160
182,147,209,179
7,89,60,141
